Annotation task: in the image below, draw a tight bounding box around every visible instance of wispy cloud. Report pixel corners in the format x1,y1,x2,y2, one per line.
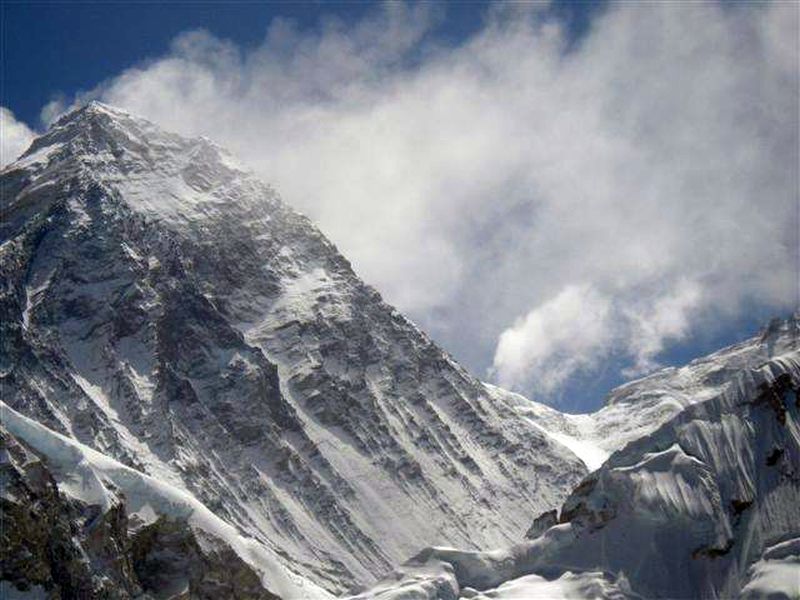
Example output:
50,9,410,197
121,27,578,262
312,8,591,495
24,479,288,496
493,284,614,393
36,1,800,401
1,107,36,167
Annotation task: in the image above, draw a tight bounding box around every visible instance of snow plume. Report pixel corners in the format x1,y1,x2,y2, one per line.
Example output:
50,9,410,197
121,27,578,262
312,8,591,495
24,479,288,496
1,107,36,167
40,1,800,401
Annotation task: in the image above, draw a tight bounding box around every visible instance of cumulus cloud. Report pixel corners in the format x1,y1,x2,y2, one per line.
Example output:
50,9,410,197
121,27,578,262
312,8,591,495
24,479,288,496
493,284,613,393
48,1,799,402
1,107,36,167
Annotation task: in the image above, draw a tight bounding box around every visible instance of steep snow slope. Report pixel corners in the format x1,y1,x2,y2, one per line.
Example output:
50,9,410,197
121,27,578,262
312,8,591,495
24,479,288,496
484,385,610,472
351,316,800,599
0,102,586,594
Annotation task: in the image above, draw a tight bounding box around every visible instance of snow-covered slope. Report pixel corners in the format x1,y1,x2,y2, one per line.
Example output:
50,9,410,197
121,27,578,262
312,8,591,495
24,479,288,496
352,316,800,599
0,102,586,595
490,315,800,474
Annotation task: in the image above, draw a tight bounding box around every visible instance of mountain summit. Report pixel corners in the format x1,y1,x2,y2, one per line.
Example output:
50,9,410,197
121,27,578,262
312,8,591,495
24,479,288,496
0,103,586,595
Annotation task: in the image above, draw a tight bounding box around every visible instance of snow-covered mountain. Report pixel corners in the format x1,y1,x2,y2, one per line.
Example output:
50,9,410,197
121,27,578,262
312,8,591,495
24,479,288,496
351,315,800,599
0,103,587,596
3,102,797,600
1,404,321,599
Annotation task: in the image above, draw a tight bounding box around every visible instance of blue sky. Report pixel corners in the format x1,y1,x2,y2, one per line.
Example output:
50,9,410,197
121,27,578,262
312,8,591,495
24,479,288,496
4,2,366,125
2,1,797,412
3,1,602,127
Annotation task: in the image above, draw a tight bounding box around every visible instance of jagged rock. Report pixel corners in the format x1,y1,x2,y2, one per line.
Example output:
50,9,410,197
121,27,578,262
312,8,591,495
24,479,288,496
131,517,280,600
524,509,558,539
0,423,288,599
0,425,142,598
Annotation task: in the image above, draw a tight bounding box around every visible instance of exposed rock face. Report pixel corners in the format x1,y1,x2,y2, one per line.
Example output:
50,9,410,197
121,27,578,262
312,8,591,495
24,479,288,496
523,509,557,540
1,425,279,600
1,425,139,598
0,102,585,594
130,518,279,600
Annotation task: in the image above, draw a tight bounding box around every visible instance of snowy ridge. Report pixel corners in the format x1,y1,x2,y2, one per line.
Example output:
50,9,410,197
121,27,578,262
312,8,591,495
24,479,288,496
0,401,330,599
489,314,800,473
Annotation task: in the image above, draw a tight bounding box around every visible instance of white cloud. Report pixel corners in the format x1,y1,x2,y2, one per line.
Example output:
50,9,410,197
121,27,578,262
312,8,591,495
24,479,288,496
493,284,613,393
1,107,36,167
622,280,704,377
47,1,799,401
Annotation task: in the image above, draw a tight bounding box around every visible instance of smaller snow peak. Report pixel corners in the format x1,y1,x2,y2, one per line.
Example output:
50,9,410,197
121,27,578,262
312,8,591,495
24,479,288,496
760,311,800,345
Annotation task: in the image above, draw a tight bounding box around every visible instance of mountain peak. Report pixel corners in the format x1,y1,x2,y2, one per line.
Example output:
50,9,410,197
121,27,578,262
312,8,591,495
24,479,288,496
50,100,140,135
5,101,257,226
17,100,175,163
0,102,589,594
57,99,130,122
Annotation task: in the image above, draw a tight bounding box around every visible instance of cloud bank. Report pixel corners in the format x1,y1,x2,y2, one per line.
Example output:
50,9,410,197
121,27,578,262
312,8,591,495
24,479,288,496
38,1,800,403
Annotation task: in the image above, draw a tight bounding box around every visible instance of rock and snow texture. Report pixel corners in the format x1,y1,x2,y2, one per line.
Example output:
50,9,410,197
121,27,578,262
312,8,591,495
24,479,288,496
0,102,587,595
352,316,800,599
1,403,310,599
484,385,611,473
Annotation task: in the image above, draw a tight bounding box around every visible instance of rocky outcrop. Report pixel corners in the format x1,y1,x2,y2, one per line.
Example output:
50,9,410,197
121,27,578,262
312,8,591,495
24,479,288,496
0,424,283,599
130,518,280,600
524,509,558,539
1,425,141,598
